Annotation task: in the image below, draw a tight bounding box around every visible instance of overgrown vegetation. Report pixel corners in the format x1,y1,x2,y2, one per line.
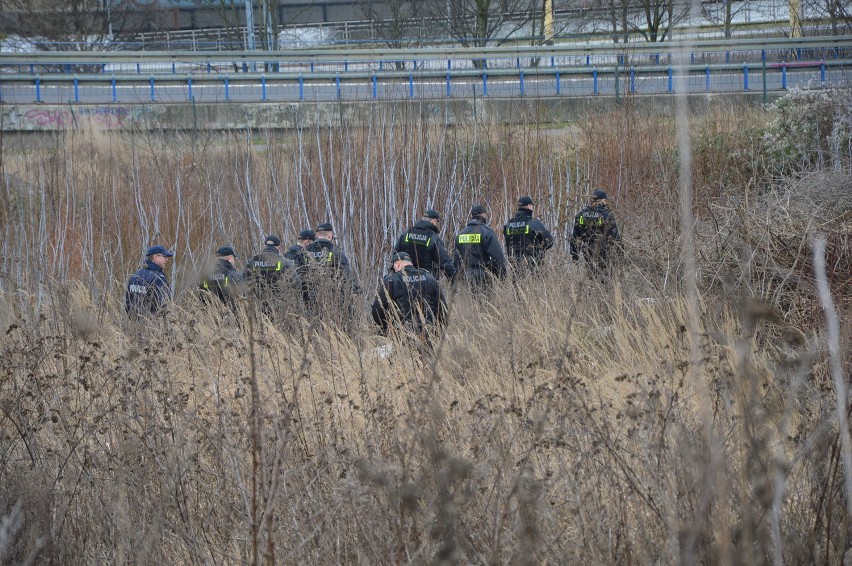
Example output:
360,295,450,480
0,90,850,564
764,86,852,176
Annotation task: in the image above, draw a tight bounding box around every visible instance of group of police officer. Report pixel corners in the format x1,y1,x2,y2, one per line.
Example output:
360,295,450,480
124,191,620,339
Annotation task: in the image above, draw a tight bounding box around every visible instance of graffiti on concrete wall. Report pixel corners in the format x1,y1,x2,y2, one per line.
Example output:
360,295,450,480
77,107,131,127
19,106,146,129
22,109,72,128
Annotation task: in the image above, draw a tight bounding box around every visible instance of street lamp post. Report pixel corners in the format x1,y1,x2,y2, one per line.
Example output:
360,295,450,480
105,0,113,38
245,0,256,51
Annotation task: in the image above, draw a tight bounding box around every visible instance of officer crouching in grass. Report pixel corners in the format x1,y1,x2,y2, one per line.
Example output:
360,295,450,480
372,251,447,353
198,246,244,313
125,244,173,321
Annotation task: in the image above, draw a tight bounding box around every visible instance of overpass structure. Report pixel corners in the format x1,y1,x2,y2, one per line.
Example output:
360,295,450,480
0,0,372,36
154,0,367,30
1,36,849,131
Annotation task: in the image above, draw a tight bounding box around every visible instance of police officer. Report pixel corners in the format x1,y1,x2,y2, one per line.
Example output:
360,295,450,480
284,229,315,267
570,189,622,274
394,209,457,281
285,229,315,305
302,223,360,323
199,246,244,309
125,244,173,319
371,251,447,337
303,223,359,290
503,195,554,272
453,204,507,289
244,234,302,318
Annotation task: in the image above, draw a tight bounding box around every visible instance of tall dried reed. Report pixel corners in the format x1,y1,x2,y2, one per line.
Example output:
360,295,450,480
1,98,849,564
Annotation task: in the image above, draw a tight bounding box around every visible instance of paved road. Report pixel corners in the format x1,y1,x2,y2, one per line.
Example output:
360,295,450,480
1,64,848,104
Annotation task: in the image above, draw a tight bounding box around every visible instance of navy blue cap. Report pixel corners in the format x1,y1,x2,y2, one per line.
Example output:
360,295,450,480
264,234,281,246
146,245,173,257
518,196,534,206
298,229,316,241
424,209,441,220
316,222,333,232
216,246,237,257
591,189,608,201
392,251,412,263
470,204,487,217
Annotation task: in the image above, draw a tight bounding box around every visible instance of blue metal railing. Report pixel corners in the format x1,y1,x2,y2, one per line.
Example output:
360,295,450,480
9,59,850,105
4,43,849,77
2,36,851,104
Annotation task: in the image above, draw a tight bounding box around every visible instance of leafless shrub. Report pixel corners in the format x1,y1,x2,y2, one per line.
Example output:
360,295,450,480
0,99,850,563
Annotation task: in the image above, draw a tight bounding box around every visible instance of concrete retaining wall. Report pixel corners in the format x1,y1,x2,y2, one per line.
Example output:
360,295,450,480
0,93,776,135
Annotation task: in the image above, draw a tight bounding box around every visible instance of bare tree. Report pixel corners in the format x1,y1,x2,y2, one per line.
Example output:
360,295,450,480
636,0,685,41
358,0,423,46
421,0,542,49
187,1,329,50
257,0,283,50
569,0,631,43
581,0,686,43
540,0,592,42
0,0,163,49
546,0,612,38
355,0,426,66
701,0,754,38
802,0,852,33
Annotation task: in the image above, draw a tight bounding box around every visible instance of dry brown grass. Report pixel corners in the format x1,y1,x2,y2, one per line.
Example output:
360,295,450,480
1,99,850,564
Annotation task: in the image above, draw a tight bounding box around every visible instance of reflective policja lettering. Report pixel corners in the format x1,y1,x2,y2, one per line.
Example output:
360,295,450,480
406,232,430,244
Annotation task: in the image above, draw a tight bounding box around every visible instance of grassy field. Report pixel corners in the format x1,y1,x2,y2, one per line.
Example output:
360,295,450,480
1,92,850,564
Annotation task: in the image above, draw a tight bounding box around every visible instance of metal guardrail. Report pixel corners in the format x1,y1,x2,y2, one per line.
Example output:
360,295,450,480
1,37,850,104
2,35,851,65
119,2,841,49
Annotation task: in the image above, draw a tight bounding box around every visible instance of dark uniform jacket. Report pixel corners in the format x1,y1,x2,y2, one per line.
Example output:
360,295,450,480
394,220,457,280
284,244,307,267
125,259,171,318
570,204,621,266
302,238,360,292
244,246,302,310
199,258,244,307
284,244,311,304
245,246,296,283
453,219,507,282
371,265,446,334
503,209,555,265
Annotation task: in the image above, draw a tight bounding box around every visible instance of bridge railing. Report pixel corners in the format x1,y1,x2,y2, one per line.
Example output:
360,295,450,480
3,35,850,65
1,36,850,104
